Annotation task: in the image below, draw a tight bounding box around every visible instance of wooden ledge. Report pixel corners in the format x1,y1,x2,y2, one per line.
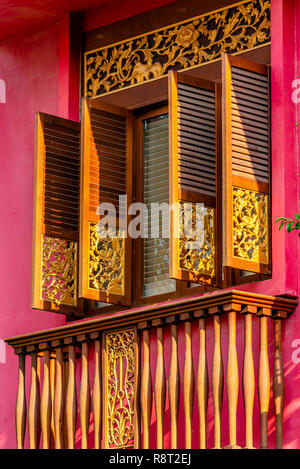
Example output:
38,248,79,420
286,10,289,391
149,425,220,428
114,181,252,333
5,290,298,351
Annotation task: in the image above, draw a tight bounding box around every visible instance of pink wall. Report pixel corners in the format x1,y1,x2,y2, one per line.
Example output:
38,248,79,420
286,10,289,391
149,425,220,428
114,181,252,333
0,0,299,449
0,24,67,449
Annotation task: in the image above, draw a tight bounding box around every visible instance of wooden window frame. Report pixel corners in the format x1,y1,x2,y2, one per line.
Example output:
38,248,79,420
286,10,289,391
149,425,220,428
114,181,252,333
86,55,271,317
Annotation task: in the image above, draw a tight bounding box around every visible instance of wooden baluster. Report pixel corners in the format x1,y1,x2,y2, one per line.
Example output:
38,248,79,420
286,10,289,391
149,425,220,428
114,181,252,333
53,341,63,449
90,333,101,449
28,347,41,449
78,335,90,449
211,308,224,449
65,339,77,449
166,316,180,449
242,307,256,449
195,311,208,449
181,313,194,449
225,305,240,449
258,312,270,449
40,344,51,449
62,350,69,449
49,352,55,448
153,320,166,449
15,350,26,449
273,319,284,449
139,323,152,449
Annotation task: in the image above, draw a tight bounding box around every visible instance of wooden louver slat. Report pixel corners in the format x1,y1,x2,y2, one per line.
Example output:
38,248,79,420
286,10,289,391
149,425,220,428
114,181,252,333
222,54,271,274
169,71,221,286
80,98,133,304
32,113,81,314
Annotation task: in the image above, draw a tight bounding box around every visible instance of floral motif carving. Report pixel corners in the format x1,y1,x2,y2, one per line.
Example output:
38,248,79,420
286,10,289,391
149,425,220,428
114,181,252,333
89,223,125,294
41,236,77,306
105,328,136,448
85,0,270,97
178,202,215,282
232,187,268,264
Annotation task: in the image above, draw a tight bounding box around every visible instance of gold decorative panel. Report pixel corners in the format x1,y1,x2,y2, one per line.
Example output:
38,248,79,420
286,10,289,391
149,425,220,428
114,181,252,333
104,328,137,448
41,235,77,306
178,202,215,281
85,0,270,97
89,223,125,294
232,187,268,264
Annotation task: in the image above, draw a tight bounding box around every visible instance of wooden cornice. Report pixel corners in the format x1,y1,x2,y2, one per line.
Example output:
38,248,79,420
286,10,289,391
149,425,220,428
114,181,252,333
5,290,297,352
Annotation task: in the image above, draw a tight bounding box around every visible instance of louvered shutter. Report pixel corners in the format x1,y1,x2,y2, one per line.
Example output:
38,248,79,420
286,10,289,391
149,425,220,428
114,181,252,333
32,113,81,313
222,54,271,274
80,98,133,304
169,71,222,286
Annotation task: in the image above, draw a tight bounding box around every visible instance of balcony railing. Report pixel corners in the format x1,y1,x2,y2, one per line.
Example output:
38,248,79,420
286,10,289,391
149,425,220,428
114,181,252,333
6,290,297,449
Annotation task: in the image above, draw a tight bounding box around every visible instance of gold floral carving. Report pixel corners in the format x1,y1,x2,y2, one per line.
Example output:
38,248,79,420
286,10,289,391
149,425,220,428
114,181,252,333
232,187,268,264
178,202,215,282
89,223,125,294
85,0,270,97
41,235,77,306
104,328,136,448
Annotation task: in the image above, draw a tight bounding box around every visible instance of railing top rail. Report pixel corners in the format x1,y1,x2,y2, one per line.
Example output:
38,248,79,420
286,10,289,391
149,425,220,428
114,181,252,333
5,289,298,352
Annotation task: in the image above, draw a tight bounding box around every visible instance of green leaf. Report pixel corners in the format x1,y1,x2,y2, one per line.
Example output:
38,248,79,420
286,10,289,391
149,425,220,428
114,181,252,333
295,213,300,220
286,222,294,233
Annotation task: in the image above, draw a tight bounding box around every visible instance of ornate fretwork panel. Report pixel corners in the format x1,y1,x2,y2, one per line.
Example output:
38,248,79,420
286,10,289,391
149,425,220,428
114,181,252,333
232,187,269,264
104,328,137,449
41,236,77,306
85,0,270,98
178,202,215,282
89,223,125,294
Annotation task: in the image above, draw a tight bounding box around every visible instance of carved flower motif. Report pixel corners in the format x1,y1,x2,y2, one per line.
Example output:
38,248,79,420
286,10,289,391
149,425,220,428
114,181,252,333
176,24,199,48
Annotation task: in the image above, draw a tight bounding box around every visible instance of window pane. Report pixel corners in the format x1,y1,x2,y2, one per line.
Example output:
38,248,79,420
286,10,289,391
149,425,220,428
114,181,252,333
143,114,176,297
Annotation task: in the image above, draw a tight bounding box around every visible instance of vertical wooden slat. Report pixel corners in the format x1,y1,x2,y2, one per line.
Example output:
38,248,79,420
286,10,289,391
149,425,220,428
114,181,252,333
140,326,152,449
273,319,284,449
49,353,55,448
242,309,255,449
16,352,26,449
28,350,41,449
211,311,224,448
154,321,166,449
166,317,180,449
79,336,90,449
53,344,63,449
91,335,101,449
63,353,69,449
40,347,51,449
226,309,240,448
65,342,77,449
258,314,270,449
182,316,194,449
195,312,208,449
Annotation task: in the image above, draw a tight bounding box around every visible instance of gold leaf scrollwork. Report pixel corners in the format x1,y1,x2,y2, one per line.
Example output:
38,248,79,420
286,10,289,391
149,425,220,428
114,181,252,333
105,328,136,448
85,0,270,97
232,187,268,264
41,235,77,306
89,223,125,294
178,201,215,282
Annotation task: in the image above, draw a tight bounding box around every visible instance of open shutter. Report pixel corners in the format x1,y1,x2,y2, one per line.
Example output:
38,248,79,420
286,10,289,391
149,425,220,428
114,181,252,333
169,71,222,286
222,54,271,274
80,98,133,304
32,113,81,313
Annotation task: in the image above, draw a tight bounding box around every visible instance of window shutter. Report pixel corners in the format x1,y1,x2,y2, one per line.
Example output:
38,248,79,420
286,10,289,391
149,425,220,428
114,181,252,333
32,113,81,313
80,98,133,304
169,71,222,286
222,54,271,274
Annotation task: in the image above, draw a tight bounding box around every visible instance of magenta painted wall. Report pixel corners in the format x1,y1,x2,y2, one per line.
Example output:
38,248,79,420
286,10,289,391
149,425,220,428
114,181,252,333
0,0,299,449
0,24,67,449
